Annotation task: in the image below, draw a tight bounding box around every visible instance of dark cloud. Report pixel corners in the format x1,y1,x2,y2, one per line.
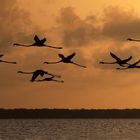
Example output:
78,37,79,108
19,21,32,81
102,6,140,40
0,0,36,52
55,7,99,47
54,6,140,47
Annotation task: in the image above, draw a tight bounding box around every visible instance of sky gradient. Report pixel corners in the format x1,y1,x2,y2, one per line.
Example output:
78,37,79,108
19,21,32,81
1,0,140,108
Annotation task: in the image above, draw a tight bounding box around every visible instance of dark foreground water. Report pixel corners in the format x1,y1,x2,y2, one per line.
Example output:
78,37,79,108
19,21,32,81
0,119,140,140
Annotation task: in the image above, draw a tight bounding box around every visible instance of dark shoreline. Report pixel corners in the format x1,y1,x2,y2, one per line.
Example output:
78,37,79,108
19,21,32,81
0,109,140,119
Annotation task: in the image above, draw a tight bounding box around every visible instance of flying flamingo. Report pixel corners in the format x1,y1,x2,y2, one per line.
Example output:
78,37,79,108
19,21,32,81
127,38,140,42
0,54,16,64
99,52,132,67
117,60,140,70
17,69,61,82
44,52,87,68
35,75,64,83
13,35,62,49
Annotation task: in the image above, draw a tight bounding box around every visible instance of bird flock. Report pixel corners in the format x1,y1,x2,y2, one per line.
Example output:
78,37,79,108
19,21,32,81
1,36,140,83
100,38,140,70
2,35,86,83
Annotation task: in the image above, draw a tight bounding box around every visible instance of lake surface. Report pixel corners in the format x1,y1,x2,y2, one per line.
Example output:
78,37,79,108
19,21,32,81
0,119,140,140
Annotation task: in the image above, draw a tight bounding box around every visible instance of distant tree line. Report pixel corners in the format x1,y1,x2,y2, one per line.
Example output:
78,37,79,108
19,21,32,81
0,108,140,118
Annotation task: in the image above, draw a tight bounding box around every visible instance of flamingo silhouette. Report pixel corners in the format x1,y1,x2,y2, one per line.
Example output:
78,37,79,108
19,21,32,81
99,52,132,67
13,35,62,49
127,38,140,42
44,52,87,68
117,60,140,70
0,54,16,64
17,69,61,82
35,75,64,83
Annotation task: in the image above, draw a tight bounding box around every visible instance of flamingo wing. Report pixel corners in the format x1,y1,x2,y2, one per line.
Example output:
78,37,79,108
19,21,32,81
43,71,49,75
40,38,46,44
31,72,40,81
66,53,76,60
58,54,65,59
123,56,132,62
110,52,121,61
132,60,140,66
34,35,40,42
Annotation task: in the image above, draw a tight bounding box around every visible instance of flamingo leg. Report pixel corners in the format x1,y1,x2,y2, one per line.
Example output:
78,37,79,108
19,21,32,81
72,62,87,68
36,79,64,83
51,79,64,83
45,45,62,49
116,67,130,70
47,72,61,78
0,60,17,64
127,38,140,42
118,64,127,67
99,61,116,64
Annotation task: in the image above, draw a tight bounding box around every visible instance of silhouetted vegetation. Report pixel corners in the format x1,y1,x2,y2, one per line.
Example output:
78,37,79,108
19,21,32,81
0,109,140,118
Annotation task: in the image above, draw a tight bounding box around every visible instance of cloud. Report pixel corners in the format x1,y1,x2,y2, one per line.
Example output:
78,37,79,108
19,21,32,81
101,6,140,40
54,7,99,47
0,0,38,52
53,6,140,48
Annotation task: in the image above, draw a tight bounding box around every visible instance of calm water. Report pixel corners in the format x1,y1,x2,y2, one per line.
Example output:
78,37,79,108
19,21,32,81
0,119,140,140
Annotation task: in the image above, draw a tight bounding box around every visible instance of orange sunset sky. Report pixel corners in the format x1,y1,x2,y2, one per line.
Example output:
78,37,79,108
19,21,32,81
1,0,140,109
